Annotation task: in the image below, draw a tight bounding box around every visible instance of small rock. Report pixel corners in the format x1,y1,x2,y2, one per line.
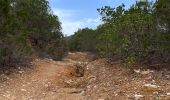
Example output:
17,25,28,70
141,69,154,75
134,69,140,73
167,93,170,96
143,84,160,94
3,94,11,98
18,71,24,74
27,82,31,85
45,84,48,87
145,76,152,80
153,91,159,95
65,79,74,84
94,85,97,88
80,91,85,95
35,59,40,61
98,99,105,100
5,76,10,80
134,94,144,100
144,84,158,88
21,89,27,92
49,59,53,61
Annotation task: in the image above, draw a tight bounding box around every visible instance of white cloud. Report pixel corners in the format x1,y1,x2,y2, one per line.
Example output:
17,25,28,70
62,18,101,36
62,21,83,36
52,8,101,36
52,8,75,19
86,18,100,23
84,17,101,29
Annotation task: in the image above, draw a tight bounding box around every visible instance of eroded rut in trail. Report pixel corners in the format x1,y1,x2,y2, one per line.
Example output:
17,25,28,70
0,52,95,100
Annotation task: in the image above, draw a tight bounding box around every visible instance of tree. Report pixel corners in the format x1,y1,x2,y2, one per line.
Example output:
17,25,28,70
96,0,169,64
0,0,65,66
67,0,169,66
67,28,98,52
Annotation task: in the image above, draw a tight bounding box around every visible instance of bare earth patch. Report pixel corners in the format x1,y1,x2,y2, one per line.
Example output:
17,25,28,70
0,52,169,100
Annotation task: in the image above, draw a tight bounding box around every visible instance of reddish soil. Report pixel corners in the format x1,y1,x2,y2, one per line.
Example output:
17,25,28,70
0,52,169,100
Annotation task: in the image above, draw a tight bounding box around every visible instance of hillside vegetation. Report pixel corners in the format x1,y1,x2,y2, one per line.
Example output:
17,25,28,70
67,0,170,67
0,0,169,68
0,0,66,67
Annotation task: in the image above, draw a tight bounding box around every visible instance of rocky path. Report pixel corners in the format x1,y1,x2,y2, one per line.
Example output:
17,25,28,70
0,52,94,100
0,52,169,100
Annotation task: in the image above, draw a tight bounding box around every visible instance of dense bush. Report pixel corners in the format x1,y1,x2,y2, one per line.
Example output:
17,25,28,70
97,0,170,64
0,0,66,66
68,0,170,65
67,28,98,52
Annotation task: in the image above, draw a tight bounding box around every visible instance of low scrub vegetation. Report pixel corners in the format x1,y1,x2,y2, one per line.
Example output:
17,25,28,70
67,0,170,66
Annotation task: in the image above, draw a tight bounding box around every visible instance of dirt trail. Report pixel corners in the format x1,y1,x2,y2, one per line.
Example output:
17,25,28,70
0,52,169,100
0,52,95,100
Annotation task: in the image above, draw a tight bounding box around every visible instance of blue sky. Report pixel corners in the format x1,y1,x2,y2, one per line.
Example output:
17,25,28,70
49,0,138,35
